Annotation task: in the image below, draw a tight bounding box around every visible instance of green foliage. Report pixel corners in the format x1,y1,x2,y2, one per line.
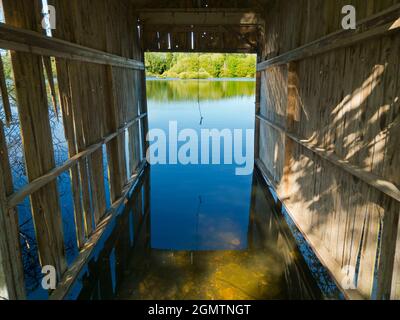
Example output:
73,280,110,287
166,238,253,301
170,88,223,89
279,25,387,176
1,52,13,80
146,78,255,102
145,52,174,75
145,53,256,79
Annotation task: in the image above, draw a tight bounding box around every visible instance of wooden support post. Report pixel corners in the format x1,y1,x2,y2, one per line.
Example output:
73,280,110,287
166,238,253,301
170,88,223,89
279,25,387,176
140,68,150,160
55,58,85,248
0,121,25,299
3,0,67,278
106,65,128,203
376,199,400,299
356,189,381,298
254,54,262,161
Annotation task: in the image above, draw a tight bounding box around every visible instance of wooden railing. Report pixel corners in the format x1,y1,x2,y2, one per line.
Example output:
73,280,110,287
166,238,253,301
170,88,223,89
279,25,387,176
0,4,148,300
0,23,145,70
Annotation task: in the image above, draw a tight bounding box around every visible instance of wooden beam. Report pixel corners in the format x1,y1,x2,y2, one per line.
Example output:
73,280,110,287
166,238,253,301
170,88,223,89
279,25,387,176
132,0,267,10
3,0,67,279
139,9,262,26
50,161,147,300
55,58,85,248
7,113,147,209
257,4,400,71
105,66,129,203
0,121,25,300
0,164,14,300
143,24,258,33
140,68,150,159
256,114,400,204
377,199,400,299
0,23,144,70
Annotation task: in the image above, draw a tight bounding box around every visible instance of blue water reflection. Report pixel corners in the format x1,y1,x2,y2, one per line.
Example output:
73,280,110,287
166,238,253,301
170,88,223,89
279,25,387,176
147,79,255,251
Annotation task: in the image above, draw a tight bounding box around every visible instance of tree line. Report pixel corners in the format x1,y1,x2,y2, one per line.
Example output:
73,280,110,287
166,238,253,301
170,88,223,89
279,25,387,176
145,53,256,79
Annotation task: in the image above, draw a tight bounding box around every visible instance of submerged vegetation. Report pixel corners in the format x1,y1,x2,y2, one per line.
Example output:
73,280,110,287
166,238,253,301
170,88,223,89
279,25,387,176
145,53,256,79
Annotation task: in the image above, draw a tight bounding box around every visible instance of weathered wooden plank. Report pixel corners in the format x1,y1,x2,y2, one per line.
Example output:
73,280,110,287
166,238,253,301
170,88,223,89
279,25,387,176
60,60,95,237
55,58,85,248
381,32,400,186
0,55,12,126
50,161,147,300
257,0,400,301
390,211,400,299
0,162,15,300
140,68,150,150
356,188,381,297
255,159,365,300
84,67,107,227
281,61,300,198
0,120,25,299
376,198,400,299
254,54,262,160
7,113,146,209
0,23,144,70
88,149,107,225
257,4,400,71
3,0,67,278
106,66,128,202
138,9,262,25
256,114,400,204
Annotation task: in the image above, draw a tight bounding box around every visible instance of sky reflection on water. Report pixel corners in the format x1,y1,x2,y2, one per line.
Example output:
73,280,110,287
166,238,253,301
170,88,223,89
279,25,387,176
147,79,255,251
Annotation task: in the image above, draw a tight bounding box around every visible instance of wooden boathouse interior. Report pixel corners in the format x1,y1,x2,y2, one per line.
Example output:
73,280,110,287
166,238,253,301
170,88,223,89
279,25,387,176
0,0,399,300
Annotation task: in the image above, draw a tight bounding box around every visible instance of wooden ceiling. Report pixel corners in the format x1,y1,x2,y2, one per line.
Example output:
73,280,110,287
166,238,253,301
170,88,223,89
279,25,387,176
132,0,269,53
132,0,270,10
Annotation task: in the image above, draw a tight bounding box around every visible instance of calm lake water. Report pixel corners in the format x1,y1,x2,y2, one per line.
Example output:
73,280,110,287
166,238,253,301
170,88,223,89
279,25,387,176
9,78,338,299
147,79,256,251
67,79,325,300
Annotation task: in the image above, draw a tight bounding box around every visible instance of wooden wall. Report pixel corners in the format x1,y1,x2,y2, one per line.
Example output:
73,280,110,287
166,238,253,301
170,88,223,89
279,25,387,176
256,0,400,299
0,0,147,299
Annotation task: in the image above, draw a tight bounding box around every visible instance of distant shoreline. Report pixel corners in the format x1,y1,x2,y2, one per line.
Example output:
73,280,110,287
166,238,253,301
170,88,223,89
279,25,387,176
146,77,256,82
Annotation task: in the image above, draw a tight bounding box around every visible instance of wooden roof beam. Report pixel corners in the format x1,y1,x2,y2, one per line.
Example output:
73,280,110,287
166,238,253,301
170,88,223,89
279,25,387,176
138,10,263,26
142,24,258,33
